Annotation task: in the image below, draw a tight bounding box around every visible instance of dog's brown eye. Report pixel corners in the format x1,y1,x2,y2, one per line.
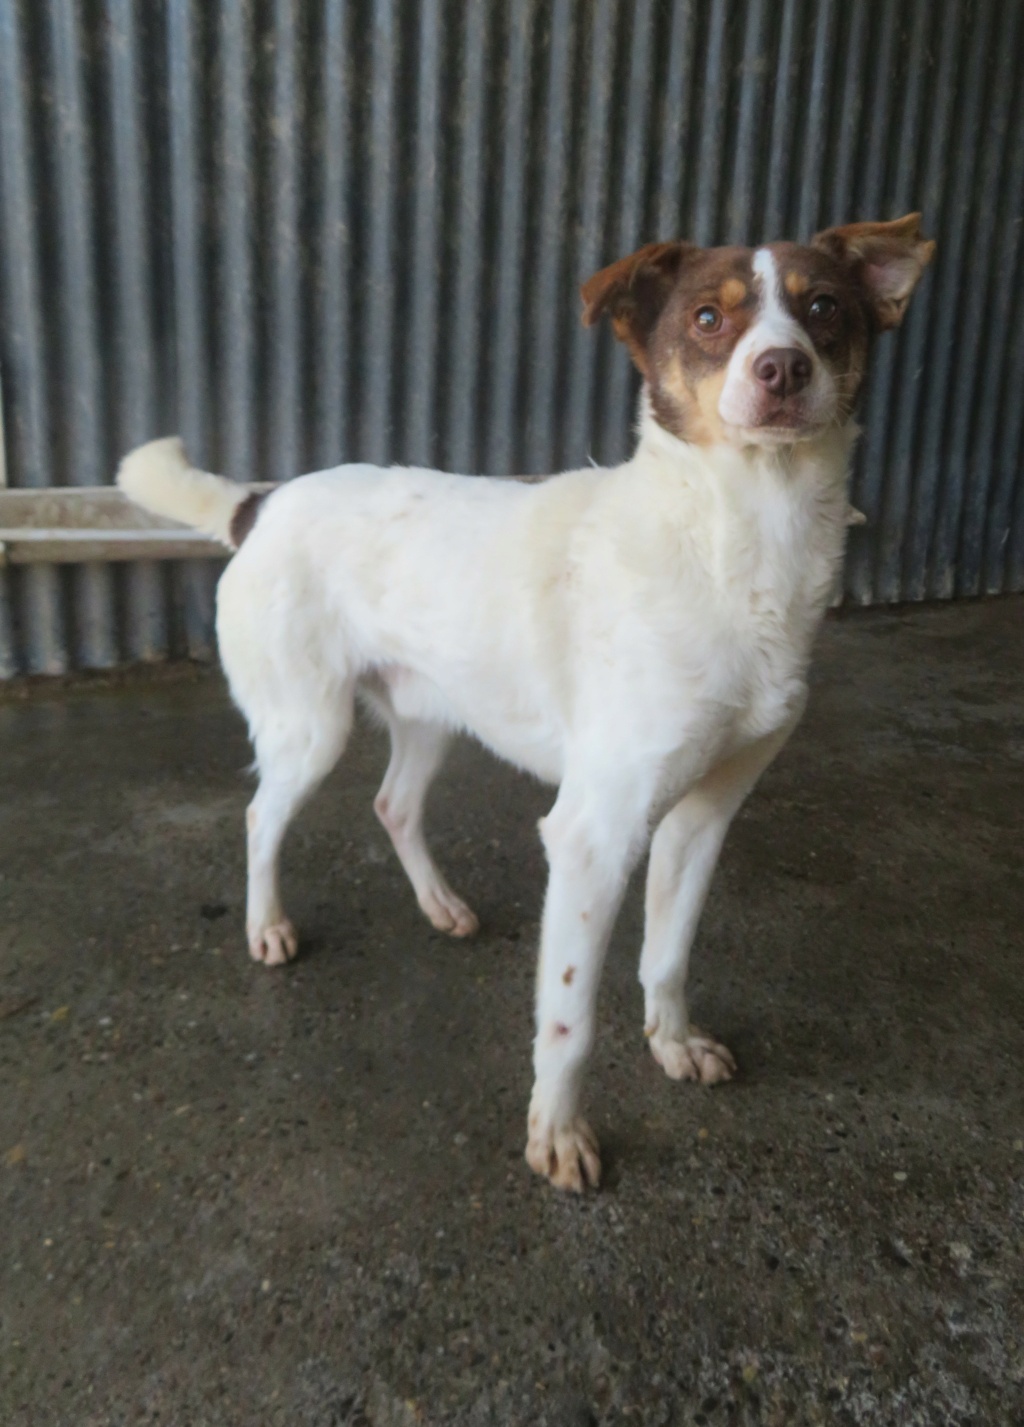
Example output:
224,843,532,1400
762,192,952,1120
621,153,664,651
809,294,838,322
694,306,722,333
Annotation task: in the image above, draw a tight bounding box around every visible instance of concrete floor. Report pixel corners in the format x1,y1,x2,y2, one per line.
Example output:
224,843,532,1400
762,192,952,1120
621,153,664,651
0,599,1021,1426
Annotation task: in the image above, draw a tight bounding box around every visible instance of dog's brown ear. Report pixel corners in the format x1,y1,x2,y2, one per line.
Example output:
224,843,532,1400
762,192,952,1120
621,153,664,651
812,213,935,330
581,242,692,372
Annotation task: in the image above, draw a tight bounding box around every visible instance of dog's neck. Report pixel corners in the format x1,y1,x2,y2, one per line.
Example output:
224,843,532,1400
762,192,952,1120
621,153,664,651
630,387,856,624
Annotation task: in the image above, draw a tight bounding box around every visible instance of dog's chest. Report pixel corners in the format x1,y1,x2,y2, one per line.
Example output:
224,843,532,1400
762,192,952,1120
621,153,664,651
726,606,809,742
648,463,846,748
718,492,839,725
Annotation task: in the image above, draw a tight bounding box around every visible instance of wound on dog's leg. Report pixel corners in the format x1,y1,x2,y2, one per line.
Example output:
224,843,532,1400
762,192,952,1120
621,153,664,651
526,782,651,1192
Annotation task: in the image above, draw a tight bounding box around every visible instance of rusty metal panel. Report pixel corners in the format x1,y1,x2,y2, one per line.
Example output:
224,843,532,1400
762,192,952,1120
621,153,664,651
0,0,1021,676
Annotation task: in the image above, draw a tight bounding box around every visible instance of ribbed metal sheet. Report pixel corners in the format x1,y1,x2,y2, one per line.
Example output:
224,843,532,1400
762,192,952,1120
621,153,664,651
0,0,1021,676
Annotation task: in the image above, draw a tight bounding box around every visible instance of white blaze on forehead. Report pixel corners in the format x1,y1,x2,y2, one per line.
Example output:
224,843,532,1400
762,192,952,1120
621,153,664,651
751,250,779,284
750,248,809,351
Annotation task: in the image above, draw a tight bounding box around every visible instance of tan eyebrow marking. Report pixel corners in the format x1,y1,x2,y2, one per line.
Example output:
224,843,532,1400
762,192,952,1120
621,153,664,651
719,278,747,307
785,271,809,296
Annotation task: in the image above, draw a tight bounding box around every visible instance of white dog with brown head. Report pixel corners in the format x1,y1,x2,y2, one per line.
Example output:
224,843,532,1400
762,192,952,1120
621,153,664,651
118,215,933,1192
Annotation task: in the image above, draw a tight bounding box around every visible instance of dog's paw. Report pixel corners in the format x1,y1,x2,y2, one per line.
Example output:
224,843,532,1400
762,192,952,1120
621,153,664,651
525,1114,601,1193
648,1026,736,1085
248,919,298,966
419,886,479,938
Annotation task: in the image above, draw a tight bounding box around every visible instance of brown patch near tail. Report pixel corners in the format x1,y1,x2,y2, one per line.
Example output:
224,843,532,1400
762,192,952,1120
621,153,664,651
229,492,267,549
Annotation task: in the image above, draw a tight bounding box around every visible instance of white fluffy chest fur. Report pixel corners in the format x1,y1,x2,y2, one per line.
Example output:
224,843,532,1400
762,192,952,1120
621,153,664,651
218,406,854,788
635,412,852,738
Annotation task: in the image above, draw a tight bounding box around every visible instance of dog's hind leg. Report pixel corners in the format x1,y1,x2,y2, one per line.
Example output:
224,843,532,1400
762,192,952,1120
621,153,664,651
372,712,478,937
245,688,355,965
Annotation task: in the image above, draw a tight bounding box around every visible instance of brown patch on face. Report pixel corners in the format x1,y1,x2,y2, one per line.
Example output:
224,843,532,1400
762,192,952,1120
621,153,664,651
770,241,873,422
580,242,693,377
582,242,758,441
229,491,267,549
692,367,731,443
562,966,576,986
658,355,729,444
644,247,756,443
719,277,747,308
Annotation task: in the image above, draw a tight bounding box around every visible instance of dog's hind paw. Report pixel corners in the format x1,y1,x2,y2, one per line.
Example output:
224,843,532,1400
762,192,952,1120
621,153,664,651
648,1027,736,1085
248,919,298,966
525,1113,601,1193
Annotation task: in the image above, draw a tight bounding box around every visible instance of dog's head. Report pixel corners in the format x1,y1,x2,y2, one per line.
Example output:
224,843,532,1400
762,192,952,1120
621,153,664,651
582,215,934,449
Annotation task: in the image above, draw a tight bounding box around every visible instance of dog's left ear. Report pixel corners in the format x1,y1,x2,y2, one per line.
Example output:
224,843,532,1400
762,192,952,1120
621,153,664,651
581,242,693,373
812,213,935,330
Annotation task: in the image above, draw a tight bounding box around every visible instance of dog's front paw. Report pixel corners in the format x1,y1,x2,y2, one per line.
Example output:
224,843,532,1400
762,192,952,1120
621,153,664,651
525,1112,601,1193
419,885,479,937
648,1026,736,1085
248,919,298,966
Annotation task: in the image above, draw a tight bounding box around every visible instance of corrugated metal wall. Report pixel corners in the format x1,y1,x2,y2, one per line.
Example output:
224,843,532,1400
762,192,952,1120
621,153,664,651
0,0,1022,676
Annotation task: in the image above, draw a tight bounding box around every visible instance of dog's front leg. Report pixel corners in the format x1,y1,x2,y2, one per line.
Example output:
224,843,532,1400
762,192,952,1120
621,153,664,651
525,780,649,1192
639,723,798,1084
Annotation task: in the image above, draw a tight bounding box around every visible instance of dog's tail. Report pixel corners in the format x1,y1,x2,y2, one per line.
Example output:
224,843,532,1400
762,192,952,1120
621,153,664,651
117,437,256,550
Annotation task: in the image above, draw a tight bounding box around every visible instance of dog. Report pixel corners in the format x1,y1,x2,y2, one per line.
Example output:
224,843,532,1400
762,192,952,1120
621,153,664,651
118,214,933,1192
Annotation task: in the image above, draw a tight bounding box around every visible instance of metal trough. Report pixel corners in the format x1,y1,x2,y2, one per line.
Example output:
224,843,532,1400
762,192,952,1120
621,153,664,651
0,485,270,565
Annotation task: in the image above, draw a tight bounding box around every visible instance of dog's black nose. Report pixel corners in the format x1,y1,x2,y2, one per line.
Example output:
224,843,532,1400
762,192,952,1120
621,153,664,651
753,347,812,398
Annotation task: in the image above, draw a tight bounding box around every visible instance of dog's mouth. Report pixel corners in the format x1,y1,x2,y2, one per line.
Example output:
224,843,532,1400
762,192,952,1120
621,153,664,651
752,396,819,428
718,381,836,445
725,407,829,446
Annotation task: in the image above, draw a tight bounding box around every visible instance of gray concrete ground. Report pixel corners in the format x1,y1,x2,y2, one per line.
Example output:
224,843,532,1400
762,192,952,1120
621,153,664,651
0,599,1022,1427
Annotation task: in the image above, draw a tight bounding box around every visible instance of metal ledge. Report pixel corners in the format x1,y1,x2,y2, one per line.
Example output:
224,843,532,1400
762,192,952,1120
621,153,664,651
0,485,271,565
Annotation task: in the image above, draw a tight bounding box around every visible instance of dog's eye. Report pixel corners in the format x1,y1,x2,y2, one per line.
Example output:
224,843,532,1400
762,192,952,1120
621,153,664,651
809,294,838,322
694,306,722,333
